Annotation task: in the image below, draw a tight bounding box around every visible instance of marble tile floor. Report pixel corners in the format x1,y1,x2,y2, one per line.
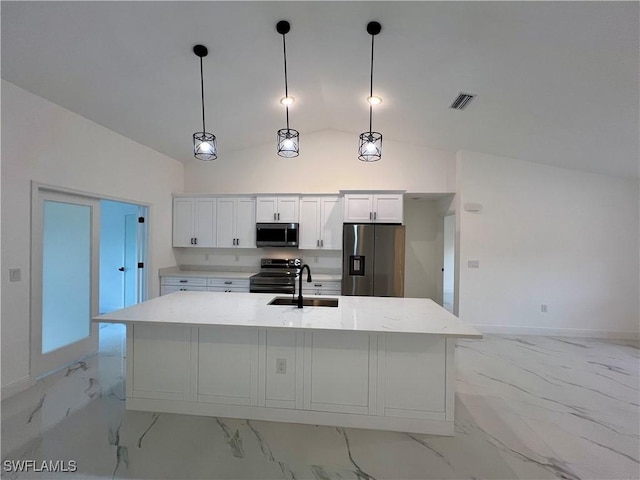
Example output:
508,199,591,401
1,325,638,480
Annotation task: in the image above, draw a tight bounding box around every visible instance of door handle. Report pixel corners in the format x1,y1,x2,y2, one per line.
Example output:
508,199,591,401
321,239,324,247
236,238,239,246
118,267,125,272
194,237,198,245
277,213,280,221
273,213,276,221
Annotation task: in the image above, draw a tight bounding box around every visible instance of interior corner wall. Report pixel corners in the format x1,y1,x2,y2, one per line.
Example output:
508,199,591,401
457,150,640,338
183,130,456,194
1,80,184,397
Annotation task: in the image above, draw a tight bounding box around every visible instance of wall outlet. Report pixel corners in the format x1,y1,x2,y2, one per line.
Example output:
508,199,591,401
9,269,21,282
276,358,286,374
541,304,548,313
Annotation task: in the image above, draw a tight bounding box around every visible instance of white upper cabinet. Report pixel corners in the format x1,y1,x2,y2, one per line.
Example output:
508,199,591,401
299,196,343,250
256,196,299,223
343,193,403,224
216,197,256,248
173,197,216,247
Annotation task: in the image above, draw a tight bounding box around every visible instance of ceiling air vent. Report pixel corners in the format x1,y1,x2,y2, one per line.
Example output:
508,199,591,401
450,93,476,110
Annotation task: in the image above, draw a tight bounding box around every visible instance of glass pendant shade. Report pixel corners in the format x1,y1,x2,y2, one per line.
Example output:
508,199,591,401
193,131,217,161
358,131,382,162
277,128,300,158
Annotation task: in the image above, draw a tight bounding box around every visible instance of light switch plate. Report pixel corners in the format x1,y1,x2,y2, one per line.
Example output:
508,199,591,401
467,260,480,269
9,269,21,282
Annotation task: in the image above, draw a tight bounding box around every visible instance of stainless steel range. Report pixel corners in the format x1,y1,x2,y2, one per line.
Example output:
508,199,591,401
250,258,301,294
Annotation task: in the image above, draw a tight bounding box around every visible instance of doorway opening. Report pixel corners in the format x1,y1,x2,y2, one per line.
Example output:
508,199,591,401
442,214,455,313
98,199,148,355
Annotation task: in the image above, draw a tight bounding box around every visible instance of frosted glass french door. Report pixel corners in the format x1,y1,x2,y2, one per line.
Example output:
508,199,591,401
32,188,99,378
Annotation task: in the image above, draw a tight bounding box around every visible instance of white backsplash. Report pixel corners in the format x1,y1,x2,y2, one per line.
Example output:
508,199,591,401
174,247,342,274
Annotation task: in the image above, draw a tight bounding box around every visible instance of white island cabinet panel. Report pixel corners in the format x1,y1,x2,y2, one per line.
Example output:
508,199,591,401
264,329,301,409
130,324,192,401
308,331,371,415
382,334,447,418
198,326,259,406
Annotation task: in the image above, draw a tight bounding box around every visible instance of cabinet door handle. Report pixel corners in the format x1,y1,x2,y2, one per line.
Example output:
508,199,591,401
317,240,319,247
236,238,239,246
224,281,232,285
273,213,276,221
321,239,324,247
369,212,372,220
179,280,188,283
194,237,198,245
277,213,280,221
314,284,322,287
374,212,377,220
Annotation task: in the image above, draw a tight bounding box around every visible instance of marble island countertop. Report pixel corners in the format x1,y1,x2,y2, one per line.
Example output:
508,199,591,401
95,291,482,338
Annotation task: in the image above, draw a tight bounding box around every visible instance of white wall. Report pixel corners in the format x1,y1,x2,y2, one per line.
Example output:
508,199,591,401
403,199,443,300
1,81,184,397
184,129,456,194
457,150,640,337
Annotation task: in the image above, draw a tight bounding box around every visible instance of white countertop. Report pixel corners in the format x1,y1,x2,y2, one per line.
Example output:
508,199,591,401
95,291,481,338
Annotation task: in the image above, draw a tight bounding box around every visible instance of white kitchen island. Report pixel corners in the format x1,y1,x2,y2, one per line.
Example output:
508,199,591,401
94,291,481,436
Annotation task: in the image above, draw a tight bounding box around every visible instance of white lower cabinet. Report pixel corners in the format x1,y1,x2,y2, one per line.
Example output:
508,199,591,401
127,325,455,435
307,331,372,415
198,327,259,406
129,324,193,401
160,276,208,295
301,280,341,296
206,278,250,293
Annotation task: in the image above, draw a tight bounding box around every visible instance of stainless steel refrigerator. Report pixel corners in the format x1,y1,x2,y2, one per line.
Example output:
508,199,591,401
342,224,406,297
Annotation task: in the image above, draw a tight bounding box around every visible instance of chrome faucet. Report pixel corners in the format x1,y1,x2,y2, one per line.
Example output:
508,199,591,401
297,264,312,308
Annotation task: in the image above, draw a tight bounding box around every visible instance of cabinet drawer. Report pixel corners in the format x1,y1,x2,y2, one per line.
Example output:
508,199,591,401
207,286,249,293
207,278,250,288
161,285,207,295
161,276,207,286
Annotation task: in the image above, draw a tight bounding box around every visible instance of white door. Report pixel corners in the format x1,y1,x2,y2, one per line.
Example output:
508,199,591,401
123,214,138,307
276,197,299,223
343,195,373,222
256,197,278,222
31,188,100,378
299,197,321,249
373,194,404,223
215,198,236,247
194,198,216,247
235,198,256,248
173,198,194,247
320,196,343,249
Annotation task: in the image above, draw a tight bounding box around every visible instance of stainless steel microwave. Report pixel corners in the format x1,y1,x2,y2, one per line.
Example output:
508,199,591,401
256,223,299,247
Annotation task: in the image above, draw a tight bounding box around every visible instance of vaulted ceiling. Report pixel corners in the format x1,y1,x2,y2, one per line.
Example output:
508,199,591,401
2,1,638,178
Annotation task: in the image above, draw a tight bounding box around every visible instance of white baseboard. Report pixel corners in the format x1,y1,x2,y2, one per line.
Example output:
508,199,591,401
1,375,32,400
469,324,640,340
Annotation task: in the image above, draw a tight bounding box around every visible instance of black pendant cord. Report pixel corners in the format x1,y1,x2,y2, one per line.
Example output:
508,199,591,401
282,33,290,132
368,34,375,134
199,55,206,133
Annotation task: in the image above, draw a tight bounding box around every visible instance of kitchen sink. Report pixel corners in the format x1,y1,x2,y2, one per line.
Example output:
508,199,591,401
268,296,339,307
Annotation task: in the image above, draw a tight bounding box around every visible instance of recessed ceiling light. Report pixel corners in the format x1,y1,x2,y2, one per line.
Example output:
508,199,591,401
280,96,295,106
367,95,382,105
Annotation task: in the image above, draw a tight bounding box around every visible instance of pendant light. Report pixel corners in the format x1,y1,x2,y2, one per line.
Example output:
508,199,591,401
358,21,383,162
276,20,299,158
192,44,217,161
